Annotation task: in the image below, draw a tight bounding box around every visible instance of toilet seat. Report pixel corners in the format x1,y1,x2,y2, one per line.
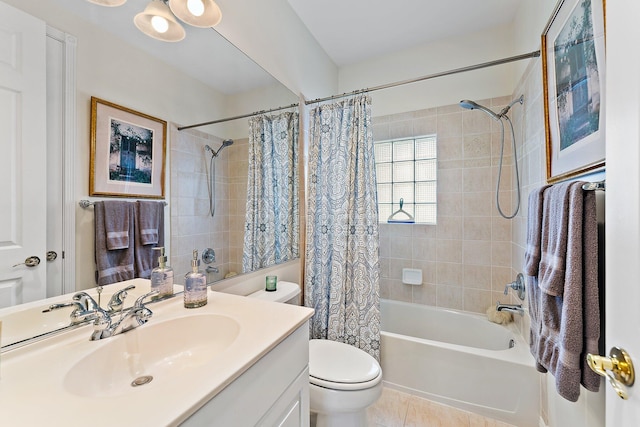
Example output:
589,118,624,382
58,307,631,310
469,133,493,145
309,339,382,391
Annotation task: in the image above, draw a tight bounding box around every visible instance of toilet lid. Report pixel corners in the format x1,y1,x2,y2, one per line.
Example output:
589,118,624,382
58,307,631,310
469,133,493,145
309,339,381,385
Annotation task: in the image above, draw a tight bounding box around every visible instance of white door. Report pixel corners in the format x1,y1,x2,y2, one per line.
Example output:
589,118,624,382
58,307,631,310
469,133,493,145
605,0,640,425
0,2,47,308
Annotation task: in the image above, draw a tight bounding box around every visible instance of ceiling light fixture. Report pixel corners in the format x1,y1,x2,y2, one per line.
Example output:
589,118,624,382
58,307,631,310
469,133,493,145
169,0,222,28
86,0,128,6
134,0,186,42
88,0,223,42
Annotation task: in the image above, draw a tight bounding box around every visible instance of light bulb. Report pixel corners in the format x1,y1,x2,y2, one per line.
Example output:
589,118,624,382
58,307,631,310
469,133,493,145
187,0,205,17
151,15,169,33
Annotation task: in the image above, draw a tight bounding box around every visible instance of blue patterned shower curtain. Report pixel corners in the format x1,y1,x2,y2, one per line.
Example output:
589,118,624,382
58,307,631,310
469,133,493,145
243,112,299,272
304,95,380,360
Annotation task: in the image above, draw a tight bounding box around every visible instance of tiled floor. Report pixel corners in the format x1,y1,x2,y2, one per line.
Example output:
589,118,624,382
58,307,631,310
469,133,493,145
365,387,517,427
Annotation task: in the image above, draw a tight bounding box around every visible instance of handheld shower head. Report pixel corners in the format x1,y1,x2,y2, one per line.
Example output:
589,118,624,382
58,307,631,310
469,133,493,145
204,139,234,157
459,100,501,121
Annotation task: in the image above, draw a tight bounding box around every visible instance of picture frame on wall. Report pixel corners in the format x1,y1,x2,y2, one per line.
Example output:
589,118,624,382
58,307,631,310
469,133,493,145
90,97,167,199
542,0,606,183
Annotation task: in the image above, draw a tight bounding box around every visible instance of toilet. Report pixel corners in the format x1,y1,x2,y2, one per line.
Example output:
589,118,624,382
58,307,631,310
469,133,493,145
248,281,383,427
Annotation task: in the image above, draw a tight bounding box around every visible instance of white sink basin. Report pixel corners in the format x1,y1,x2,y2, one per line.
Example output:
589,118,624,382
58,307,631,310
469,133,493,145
63,314,240,398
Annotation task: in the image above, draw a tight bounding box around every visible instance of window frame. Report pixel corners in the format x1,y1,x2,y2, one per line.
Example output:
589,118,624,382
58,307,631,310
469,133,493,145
374,134,437,225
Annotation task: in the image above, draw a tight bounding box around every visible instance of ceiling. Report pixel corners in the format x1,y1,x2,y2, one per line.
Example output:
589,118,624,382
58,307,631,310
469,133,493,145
50,0,524,94
287,0,525,66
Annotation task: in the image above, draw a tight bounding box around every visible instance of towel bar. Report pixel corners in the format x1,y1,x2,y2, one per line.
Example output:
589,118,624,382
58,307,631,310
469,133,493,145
581,180,605,191
79,199,168,208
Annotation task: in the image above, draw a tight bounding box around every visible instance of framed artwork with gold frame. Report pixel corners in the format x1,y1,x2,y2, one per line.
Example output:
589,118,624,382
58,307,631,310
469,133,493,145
89,96,166,198
542,0,606,183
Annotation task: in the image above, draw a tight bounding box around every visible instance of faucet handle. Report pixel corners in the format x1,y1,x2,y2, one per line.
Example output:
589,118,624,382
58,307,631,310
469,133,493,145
72,292,100,311
42,301,85,313
503,273,526,300
133,289,160,309
108,284,136,312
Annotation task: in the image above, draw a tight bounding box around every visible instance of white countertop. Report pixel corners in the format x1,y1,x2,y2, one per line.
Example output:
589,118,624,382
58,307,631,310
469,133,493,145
0,282,313,426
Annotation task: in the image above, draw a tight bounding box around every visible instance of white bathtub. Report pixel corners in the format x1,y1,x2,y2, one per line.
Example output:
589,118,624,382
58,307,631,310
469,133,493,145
380,299,539,427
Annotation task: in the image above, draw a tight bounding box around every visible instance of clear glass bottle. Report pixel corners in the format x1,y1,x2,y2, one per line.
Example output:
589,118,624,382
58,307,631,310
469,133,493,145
150,247,174,300
184,249,207,308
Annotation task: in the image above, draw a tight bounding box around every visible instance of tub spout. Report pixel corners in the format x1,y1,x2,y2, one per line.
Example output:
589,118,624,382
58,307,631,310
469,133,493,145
496,301,524,316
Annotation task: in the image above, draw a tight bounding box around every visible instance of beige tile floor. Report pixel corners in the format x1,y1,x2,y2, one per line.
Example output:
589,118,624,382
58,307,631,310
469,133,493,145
365,387,517,427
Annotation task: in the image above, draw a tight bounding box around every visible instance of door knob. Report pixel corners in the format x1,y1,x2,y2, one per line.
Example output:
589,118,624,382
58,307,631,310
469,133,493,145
12,256,41,268
47,251,58,261
587,347,635,399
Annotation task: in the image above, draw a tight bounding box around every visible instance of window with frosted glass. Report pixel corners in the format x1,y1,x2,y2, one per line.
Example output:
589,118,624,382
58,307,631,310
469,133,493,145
374,135,437,224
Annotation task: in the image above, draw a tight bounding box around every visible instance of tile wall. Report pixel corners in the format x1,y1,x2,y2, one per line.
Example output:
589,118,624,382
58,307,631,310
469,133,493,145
169,126,248,283
374,96,517,314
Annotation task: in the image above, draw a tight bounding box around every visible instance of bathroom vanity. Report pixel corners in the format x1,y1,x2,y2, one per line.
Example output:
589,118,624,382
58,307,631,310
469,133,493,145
0,280,314,426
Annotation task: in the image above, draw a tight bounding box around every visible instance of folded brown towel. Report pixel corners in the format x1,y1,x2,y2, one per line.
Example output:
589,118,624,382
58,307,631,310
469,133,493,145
137,201,163,245
523,185,550,276
133,202,165,279
527,181,600,402
538,182,573,297
94,201,135,285
103,200,131,250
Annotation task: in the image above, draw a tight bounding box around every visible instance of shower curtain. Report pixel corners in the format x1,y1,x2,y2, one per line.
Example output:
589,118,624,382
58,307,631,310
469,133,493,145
242,112,299,272
304,95,381,360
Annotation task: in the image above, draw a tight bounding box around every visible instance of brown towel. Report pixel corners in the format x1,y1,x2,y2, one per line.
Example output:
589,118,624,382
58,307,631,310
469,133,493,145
523,185,550,276
137,201,163,245
103,200,131,250
134,202,165,279
94,201,135,285
528,181,600,402
538,182,573,297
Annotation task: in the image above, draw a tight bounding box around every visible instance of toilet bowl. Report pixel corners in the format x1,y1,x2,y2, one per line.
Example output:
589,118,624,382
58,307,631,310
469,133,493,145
309,339,382,427
247,281,382,427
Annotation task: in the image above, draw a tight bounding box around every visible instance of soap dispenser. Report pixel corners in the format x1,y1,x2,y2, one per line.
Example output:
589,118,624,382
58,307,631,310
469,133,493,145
184,249,207,308
150,247,174,300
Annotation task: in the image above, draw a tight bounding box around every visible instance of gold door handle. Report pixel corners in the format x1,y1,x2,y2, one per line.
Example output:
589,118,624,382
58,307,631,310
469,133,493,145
587,347,635,400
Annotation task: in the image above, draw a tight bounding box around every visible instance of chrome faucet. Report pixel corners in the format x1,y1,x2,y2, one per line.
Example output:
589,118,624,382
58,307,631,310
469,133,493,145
90,289,159,340
496,301,525,316
43,288,159,341
43,291,109,326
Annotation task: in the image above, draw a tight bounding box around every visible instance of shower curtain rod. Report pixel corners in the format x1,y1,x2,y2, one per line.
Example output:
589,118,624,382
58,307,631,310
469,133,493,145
178,102,299,131
178,50,540,131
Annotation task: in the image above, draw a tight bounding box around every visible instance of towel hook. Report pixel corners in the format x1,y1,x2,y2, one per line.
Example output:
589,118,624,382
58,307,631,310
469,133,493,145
387,198,415,223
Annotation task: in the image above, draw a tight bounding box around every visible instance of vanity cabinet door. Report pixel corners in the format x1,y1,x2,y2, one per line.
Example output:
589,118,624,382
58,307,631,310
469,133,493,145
181,323,310,427
256,368,309,427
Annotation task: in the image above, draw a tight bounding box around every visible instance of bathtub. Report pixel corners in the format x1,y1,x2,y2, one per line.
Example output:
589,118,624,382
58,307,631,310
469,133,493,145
380,299,539,427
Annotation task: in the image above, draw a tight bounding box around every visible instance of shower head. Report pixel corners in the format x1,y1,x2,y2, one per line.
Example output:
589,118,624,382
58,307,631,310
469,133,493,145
205,139,234,157
459,100,501,121
460,95,524,121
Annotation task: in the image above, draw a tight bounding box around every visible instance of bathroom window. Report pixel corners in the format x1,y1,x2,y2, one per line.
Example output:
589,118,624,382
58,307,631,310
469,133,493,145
374,135,437,224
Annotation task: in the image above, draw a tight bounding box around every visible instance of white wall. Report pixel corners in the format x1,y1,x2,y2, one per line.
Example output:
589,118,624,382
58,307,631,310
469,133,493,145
338,24,519,116
214,0,338,100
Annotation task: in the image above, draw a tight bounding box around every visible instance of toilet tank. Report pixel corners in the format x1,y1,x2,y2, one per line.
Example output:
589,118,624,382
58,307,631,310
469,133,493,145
247,281,301,305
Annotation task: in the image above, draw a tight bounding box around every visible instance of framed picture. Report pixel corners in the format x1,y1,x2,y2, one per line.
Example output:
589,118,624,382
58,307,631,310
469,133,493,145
90,97,166,198
542,0,606,183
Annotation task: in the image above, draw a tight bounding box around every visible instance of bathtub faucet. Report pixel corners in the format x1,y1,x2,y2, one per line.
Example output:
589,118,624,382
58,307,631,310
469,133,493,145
496,301,525,316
